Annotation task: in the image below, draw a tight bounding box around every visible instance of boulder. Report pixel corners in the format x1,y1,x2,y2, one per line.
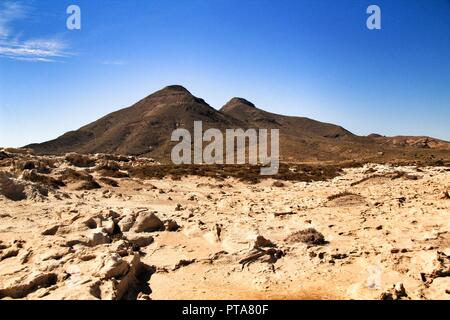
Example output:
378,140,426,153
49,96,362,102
0,172,26,201
118,214,137,233
0,272,57,299
254,235,276,248
94,253,129,280
379,282,408,300
165,219,180,232
87,229,111,247
124,232,154,247
0,151,10,160
101,220,115,235
132,211,164,233
110,240,130,257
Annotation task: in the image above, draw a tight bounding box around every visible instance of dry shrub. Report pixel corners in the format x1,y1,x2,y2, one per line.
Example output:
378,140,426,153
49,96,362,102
13,159,54,174
0,151,10,160
128,163,344,184
96,161,121,171
272,181,285,187
75,180,101,191
59,168,94,183
21,169,65,189
285,228,326,245
99,177,119,187
351,171,419,186
98,169,129,178
95,154,133,162
65,153,96,167
327,191,358,201
94,161,129,178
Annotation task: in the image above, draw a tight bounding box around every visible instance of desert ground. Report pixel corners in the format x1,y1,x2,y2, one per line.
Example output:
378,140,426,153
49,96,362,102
0,149,449,300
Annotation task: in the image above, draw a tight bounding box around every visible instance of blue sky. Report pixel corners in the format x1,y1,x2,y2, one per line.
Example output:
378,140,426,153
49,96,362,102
0,0,449,147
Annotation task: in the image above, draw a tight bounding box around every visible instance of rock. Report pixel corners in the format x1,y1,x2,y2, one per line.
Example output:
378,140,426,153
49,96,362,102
39,247,69,262
61,235,86,247
18,250,32,264
41,225,60,236
83,217,98,229
94,253,129,280
115,253,153,300
20,169,65,189
124,232,154,247
0,272,57,299
102,220,115,235
0,151,10,160
103,209,120,219
165,219,180,232
132,211,164,233
87,229,111,247
254,235,276,248
109,240,130,257
379,282,408,300
89,253,154,300
118,214,137,233
426,251,450,283
137,293,151,300
175,203,183,211
173,259,195,271
394,282,407,296
0,247,19,261
0,172,26,201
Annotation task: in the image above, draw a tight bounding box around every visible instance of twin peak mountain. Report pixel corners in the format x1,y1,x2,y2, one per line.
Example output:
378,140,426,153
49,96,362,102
27,85,450,162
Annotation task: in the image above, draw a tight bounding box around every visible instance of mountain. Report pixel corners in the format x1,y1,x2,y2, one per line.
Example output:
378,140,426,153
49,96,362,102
27,85,450,163
221,97,353,139
27,86,245,160
219,97,450,162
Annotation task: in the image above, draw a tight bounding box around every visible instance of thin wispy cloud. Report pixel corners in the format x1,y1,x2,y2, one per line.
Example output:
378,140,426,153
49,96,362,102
0,1,27,38
0,37,70,62
0,1,72,62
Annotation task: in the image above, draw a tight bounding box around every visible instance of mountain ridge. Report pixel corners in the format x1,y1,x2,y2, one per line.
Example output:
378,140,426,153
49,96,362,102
26,85,450,163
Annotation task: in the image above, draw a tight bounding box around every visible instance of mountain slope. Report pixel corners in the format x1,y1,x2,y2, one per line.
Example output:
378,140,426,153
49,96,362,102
27,86,245,159
221,97,353,139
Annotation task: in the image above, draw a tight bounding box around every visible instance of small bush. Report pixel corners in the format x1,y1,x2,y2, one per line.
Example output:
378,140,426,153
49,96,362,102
285,228,326,245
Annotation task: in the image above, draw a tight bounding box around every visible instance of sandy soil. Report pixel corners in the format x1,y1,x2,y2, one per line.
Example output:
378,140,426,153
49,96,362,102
0,153,449,300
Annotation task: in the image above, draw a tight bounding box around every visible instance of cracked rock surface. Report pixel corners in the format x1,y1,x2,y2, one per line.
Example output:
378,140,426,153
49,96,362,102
0,151,449,299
